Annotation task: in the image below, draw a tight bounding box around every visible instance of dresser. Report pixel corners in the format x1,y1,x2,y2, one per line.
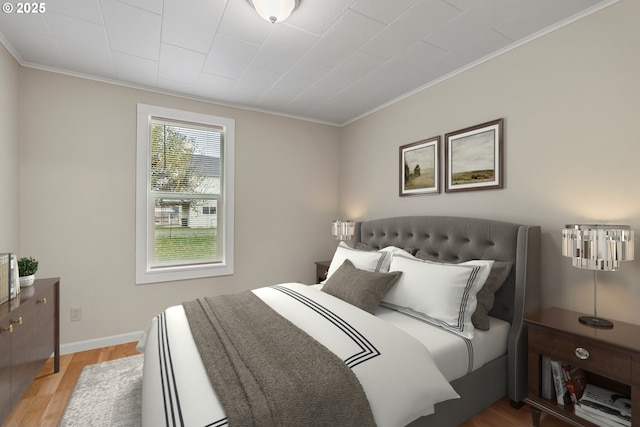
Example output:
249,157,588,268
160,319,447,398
0,277,60,423
524,307,640,426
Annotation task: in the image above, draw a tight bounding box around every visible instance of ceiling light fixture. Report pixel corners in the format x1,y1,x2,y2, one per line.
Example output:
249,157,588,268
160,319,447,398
248,0,299,24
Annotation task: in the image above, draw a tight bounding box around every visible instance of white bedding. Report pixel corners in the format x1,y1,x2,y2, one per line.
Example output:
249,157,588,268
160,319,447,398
374,306,510,382
310,283,511,382
137,283,471,427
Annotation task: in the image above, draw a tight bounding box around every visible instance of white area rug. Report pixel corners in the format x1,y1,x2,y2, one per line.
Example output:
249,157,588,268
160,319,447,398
58,354,143,427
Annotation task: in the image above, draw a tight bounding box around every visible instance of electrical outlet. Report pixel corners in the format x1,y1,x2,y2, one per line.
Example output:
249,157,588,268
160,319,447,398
70,307,82,322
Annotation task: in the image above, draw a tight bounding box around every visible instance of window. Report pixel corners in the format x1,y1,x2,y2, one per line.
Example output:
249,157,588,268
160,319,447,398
136,104,234,284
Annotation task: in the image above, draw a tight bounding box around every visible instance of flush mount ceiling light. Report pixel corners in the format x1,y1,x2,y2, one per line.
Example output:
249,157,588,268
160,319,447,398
248,0,299,23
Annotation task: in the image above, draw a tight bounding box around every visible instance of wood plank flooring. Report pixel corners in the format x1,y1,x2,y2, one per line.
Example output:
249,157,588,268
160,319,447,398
2,341,571,427
2,342,140,427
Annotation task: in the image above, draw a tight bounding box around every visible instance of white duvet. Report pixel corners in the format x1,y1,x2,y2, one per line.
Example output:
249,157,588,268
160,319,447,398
137,283,460,427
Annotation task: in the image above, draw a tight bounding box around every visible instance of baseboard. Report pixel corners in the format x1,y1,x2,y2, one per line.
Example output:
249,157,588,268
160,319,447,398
61,331,144,355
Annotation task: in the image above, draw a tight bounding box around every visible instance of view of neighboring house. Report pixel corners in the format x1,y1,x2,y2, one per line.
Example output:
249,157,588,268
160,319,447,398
154,154,220,229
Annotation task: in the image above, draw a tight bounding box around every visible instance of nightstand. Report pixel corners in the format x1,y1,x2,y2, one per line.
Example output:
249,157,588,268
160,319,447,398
314,260,331,283
524,307,640,426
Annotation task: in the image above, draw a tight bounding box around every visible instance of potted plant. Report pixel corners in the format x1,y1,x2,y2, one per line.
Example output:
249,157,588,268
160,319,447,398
18,257,38,287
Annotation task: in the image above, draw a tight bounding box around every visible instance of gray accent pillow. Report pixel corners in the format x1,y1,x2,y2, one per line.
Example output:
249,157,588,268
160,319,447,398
415,251,513,330
322,259,402,314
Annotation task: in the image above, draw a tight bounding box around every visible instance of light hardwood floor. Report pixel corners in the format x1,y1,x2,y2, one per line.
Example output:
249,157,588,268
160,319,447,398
2,342,140,427
3,342,570,427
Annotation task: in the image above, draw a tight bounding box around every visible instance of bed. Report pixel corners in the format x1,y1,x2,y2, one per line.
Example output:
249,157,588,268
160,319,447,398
137,215,541,427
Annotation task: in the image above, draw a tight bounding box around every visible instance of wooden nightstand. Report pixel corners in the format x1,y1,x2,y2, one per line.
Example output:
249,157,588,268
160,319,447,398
314,260,331,283
524,307,640,426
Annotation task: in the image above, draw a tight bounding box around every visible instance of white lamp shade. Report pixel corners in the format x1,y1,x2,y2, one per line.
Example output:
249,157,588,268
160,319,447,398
332,220,355,240
562,224,634,271
249,0,297,23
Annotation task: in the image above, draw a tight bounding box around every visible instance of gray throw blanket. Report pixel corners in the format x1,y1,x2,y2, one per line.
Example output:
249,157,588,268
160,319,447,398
182,290,376,427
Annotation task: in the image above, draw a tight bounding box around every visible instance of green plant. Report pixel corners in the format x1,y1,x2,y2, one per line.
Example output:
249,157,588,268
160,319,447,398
18,257,38,277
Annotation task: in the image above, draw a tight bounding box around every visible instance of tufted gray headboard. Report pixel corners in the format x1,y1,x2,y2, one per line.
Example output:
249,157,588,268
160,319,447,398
353,216,541,409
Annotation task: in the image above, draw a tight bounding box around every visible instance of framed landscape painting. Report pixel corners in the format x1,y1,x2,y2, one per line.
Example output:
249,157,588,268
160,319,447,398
399,136,440,196
444,119,503,193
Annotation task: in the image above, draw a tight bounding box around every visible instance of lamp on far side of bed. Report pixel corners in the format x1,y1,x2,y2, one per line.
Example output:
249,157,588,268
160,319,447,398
332,220,355,240
562,224,634,328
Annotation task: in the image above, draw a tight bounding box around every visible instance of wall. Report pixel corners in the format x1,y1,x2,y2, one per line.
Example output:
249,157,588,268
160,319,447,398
0,44,20,253
18,69,340,345
339,0,640,325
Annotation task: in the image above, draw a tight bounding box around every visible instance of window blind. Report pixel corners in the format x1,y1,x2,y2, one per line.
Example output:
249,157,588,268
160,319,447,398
149,118,223,266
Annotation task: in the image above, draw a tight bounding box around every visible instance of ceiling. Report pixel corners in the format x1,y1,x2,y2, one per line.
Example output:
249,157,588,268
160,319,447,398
0,0,615,125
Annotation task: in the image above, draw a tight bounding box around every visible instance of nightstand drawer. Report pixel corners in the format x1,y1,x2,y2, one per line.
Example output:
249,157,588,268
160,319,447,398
536,328,631,382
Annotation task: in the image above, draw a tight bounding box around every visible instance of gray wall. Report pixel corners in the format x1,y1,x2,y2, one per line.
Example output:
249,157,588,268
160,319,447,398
339,0,640,325
17,68,341,344
0,42,20,254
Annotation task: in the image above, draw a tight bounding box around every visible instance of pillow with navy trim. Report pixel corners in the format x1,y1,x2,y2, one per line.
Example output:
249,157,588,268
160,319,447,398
322,259,402,314
415,251,513,331
383,254,493,338
353,243,417,272
325,241,389,281
356,242,418,256
377,246,416,271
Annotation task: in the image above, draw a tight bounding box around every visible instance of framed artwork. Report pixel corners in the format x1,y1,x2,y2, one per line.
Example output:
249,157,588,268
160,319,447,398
444,118,503,193
399,136,440,196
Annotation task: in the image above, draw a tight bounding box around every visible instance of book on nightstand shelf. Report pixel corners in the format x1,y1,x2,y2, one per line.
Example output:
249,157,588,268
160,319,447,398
562,363,587,403
549,359,571,405
541,356,556,400
575,384,632,427
574,406,627,427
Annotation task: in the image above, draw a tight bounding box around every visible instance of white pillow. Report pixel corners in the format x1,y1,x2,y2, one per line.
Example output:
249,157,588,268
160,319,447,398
325,242,389,281
377,246,416,272
382,255,493,338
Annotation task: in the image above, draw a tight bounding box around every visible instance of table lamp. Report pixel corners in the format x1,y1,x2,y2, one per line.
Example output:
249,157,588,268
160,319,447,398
331,220,355,240
562,224,634,328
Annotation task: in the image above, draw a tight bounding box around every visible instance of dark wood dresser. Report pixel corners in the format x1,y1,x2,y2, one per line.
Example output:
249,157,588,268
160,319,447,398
0,277,60,423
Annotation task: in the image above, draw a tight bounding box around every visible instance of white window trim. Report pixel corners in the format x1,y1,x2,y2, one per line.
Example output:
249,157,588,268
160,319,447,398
136,104,234,284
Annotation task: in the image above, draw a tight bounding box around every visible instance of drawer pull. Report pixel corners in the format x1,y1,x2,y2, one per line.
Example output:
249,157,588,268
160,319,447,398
0,324,13,334
37,297,47,304
10,316,23,325
575,347,590,360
